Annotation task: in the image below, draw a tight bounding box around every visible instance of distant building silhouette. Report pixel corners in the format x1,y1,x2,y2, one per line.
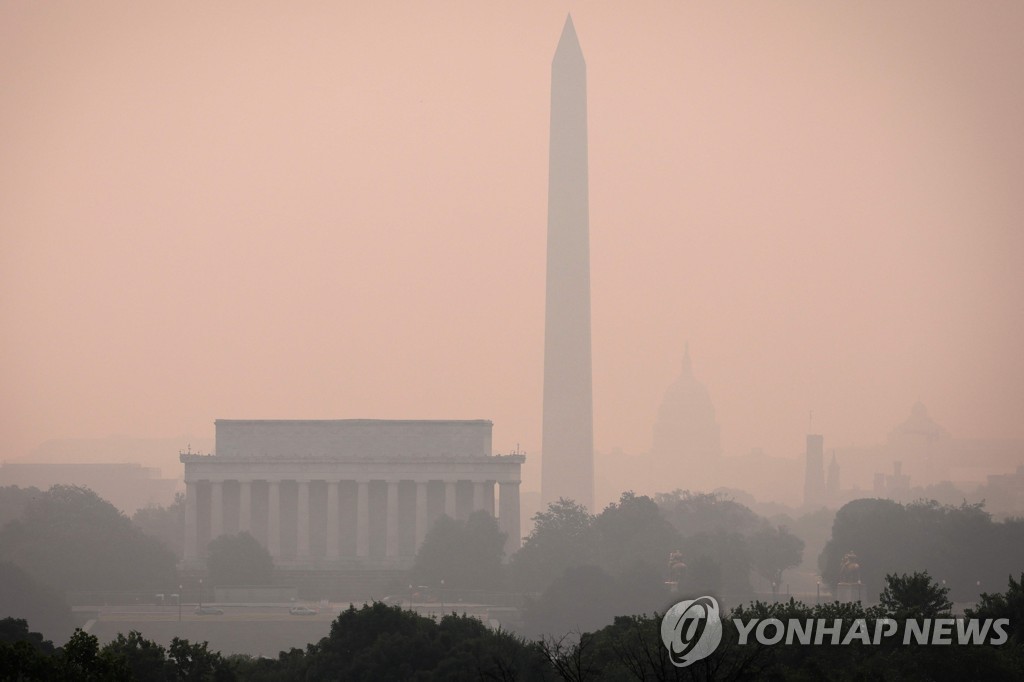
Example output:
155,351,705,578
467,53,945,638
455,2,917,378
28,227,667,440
985,465,1024,514
0,461,178,515
802,434,825,507
650,343,721,490
873,460,911,495
826,451,840,498
542,15,594,512
888,400,949,449
836,402,1023,499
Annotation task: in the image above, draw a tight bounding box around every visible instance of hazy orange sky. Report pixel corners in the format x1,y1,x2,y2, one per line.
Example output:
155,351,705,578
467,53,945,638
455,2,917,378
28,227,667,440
3,2,1022,491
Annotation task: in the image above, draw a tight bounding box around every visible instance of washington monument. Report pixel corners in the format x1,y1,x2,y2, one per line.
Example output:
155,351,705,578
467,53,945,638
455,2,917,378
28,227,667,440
541,15,594,512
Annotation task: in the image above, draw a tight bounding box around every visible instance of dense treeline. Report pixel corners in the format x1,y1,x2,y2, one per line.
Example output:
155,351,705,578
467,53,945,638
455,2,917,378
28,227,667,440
4,573,1022,680
0,485,177,594
820,498,1024,603
0,618,235,681
2,484,1024,679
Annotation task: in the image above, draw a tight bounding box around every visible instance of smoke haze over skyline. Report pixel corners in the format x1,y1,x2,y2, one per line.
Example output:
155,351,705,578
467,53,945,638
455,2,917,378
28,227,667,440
3,2,1023,494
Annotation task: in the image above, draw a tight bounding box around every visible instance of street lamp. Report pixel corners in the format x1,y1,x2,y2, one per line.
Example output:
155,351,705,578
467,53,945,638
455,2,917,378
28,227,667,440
177,585,182,622
816,581,821,605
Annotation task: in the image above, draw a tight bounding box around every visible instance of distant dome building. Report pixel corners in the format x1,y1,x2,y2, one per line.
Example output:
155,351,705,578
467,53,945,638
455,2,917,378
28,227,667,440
887,401,949,449
650,344,721,489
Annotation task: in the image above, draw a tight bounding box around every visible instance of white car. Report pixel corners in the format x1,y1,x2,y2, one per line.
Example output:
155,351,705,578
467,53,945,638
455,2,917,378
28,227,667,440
289,606,318,616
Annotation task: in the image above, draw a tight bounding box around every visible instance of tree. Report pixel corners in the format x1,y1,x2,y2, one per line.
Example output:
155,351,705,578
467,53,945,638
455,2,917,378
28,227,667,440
291,602,548,680
59,629,129,681
132,493,185,559
0,485,42,528
0,618,55,654
966,572,1024,644
656,489,773,597
522,562,672,640
656,490,762,538
0,485,177,593
412,511,506,590
100,630,175,681
819,498,1024,602
593,492,682,577
748,524,804,595
511,498,598,592
168,637,235,681
879,570,953,618
0,561,76,643
677,530,752,596
0,618,56,681
206,532,274,586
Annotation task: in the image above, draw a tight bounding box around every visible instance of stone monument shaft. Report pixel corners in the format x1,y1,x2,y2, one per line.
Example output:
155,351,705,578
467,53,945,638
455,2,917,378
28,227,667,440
541,15,594,511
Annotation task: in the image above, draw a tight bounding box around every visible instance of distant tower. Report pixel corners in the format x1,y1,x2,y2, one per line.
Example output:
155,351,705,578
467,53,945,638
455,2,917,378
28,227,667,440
542,15,594,511
803,434,825,507
826,451,840,499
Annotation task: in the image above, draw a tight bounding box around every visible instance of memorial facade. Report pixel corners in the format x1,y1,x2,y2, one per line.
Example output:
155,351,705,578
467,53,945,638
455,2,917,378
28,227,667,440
180,419,524,570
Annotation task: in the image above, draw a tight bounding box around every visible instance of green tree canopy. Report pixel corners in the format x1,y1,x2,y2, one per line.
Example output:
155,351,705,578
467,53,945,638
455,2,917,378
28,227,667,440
168,637,235,681
514,492,772,599
0,485,42,528
878,570,953,618
0,485,177,593
0,618,55,654
101,631,175,682
523,564,674,640
132,493,184,560
656,489,787,596
593,492,682,577
412,511,506,591
206,532,274,587
510,498,599,592
966,572,1024,644
59,628,129,681
234,602,549,680
819,498,1024,602
748,524,805,594
655,489,762,537
0,562,76,643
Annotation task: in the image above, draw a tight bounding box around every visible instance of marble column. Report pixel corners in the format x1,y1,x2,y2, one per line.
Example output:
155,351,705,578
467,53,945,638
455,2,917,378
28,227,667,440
444,480,457,518
386,480,399,558
484,480,496,517
499,481,521,559
415,481,428,550
472,481,485,513
326,480,340,559
210,480,223,541
184,480,198,563
268,480,281,559
356,480,369,558
297,480,311,559
238,480,252,534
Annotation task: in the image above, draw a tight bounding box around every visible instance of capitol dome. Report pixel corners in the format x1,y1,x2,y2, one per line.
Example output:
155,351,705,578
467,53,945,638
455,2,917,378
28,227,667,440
651,344,722,480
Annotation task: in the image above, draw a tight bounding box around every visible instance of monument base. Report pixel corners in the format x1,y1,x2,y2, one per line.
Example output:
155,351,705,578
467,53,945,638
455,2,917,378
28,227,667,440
836,582,865,603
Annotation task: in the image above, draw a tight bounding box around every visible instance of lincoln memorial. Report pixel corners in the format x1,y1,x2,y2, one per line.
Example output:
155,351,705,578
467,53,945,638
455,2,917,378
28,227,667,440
180,419,524,570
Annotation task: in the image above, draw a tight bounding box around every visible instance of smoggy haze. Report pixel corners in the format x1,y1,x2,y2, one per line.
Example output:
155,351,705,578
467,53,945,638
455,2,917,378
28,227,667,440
2,2,1023,493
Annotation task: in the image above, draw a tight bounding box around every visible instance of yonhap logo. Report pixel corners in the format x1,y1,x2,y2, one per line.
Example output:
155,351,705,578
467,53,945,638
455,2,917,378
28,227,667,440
660,596,723,667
